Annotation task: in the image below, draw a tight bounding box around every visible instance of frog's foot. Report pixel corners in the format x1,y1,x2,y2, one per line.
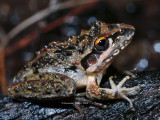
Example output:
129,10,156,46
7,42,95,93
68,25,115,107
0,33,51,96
86,76,140,110
107,76,140,108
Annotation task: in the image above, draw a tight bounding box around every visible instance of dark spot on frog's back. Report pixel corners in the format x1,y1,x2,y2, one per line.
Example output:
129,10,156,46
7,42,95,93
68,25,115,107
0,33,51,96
89,21,101,38
32,61,41,73
38,56,43,62
76,34,88,44
14,87,19,92
46,89,51,94
33,69,39,74
63,50,72,56
78,46,86,54
32,61,40,69
91,21,101,29
23,65,28,69
65,65,77,72
32,88,37,92
67,45,77,50
47,42,56,49
60,76,66,81
39,74,44,78
69,66,77,71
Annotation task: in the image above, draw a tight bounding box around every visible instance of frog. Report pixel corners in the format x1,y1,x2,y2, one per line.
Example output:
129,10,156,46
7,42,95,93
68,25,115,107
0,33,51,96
7,21,140,109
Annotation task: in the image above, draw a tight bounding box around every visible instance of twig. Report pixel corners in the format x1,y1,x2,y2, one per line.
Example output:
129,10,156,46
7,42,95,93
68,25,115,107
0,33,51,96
5,0,98,56
5,31,39,56
42,0,98,33
0,50,7,94
1,0,98,49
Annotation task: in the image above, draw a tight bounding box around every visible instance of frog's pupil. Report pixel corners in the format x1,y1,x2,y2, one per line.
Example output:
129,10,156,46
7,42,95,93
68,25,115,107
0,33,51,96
98,39,106,46
95,38,109,51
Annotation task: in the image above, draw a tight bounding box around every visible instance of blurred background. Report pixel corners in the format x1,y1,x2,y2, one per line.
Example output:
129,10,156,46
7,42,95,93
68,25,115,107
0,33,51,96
0,0,160,95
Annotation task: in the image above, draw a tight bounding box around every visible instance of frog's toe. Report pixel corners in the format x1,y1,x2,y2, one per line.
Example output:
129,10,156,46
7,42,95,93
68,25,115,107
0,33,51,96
109,76,140,108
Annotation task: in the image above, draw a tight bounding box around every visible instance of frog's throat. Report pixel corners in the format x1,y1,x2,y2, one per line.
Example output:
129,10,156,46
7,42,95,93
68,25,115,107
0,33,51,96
86,46,113,73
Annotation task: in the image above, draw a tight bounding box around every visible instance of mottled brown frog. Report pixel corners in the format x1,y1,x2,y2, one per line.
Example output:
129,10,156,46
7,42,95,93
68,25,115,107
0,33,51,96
7,21,139,108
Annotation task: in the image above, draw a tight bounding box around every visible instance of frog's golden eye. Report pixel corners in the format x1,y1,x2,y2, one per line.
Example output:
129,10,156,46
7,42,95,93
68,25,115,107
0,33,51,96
94,37,109,51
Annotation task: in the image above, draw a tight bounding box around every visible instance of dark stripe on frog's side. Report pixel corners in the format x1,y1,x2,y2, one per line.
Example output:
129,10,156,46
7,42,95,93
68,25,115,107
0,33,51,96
81,52,100,70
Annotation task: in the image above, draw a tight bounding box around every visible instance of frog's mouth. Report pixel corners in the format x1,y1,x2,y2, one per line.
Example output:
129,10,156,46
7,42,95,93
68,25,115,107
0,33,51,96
85,27,135,73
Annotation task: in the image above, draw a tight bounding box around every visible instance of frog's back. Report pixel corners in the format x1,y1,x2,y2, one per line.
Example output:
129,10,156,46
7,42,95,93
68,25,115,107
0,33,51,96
13,21,103,83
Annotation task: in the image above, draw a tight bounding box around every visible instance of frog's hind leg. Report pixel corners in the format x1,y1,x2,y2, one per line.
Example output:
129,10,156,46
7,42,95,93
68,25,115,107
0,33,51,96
7,72,76,101
86,75,140,109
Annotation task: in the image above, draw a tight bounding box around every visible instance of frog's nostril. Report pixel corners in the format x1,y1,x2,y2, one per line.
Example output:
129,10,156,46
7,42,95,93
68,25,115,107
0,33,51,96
126,29,135,37
132,28,135,32
130,29,135,34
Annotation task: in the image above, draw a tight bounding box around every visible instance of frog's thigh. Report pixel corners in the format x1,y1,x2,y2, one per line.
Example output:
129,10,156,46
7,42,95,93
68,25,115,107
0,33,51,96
86,75,140,108
7,73,76,100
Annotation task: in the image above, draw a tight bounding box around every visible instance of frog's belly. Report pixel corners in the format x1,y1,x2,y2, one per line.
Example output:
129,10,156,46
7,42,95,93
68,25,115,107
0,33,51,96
38,66,88,88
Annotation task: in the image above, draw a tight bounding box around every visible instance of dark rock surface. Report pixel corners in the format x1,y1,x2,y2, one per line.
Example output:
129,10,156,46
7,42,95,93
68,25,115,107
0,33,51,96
0,71,160,120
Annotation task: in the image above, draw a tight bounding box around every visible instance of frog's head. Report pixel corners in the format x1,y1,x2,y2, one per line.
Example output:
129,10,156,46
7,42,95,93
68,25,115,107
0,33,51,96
81,21,135,73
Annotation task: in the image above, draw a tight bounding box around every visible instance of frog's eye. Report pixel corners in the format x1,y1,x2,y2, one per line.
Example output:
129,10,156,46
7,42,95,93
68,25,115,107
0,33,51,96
94,37,109,51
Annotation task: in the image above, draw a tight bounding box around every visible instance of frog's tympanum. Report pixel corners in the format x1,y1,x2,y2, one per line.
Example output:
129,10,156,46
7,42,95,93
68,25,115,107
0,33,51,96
8,21,139,108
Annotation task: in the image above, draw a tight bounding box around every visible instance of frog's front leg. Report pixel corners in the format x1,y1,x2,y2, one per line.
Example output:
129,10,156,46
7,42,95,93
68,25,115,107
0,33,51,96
86,75,140,109
7,72,76,100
